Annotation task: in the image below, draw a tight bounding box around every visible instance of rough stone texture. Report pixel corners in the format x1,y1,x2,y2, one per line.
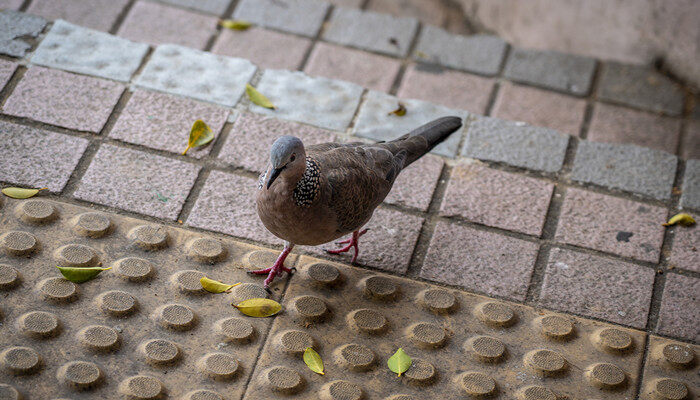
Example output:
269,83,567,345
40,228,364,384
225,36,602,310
598,62,684,116
117,1,218,49
367,0,445,26
504,48,596,95
656,273,700,342
461,115,569,173
354,90,468,158
539,248,655,329
680,159,700,210
155,0,231,15
232,0,330,37
134,44,256,107
571,141,677,200
0,59,16,90
0,121,88,192
413,26,507,75
587,103,681,154
0,10,46,57
670,223,699,273
26,0,128,31
681,120,700,160
304,42,401,92
323,7,419,57
397,64,495,114
328,0,362,7
441,162,554,236
384,154,443,212
3,66,124,133
491,81,586,136
74,145,200,220
421,221,539,301
249,69,363,131
218,112,336,172
556,188,666,263
109,89,229,158
211,27,311,70
0,0,23,10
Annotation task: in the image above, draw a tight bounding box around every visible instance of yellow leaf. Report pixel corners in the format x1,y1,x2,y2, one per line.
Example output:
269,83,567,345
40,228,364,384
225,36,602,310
387,348,411,376
415,50,429,59
388,102,406,117
220,19,252,30
303,347,324,375
233,298,281,317
182,119,214,155
2,187,46,199
246,84,276,110
200,277,240,293
56,266,111,283
663,213,696,227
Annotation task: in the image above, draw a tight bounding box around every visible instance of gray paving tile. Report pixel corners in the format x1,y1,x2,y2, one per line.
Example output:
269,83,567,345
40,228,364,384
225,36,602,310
134,44,256,107
154,0,232,15
232,0,330,37
0,10,46,57
656,273,700,342
680,159,700,210
572,141,677,200
322,7,418,57
0,59,16,90
461,116,569,172
504,47,596,95
414,26,507,75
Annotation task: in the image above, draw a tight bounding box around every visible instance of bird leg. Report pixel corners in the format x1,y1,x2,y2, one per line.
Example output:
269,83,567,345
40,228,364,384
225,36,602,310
247,243,296,290
327,229,368,263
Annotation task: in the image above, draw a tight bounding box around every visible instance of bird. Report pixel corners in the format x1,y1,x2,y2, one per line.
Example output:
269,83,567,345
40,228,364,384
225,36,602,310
250,116,463,289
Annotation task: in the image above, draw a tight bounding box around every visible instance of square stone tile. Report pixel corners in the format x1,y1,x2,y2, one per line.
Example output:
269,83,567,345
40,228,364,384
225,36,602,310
492,81,586,136
0,0,23,10
327,0,362,7
681,159,700,210
556,188,666,263
26,0,128,31
322,7,418,57
441,162,554,236
539,248,655,328
218,112,336,172
211,26,311,70
0,10,46,57
587,103,681,154
421,220,539,301
571,141,677,200
414,27,507,75
3,66,124,132
248,69,363,131
109,89,229,158
681,120,700,160
304,42,401,92
656,273,700,342
31,20,149,82
598,62,684,116
74,145,200,219
232,0,330,37
155,0,231,15
397,63,495,114
461,115,569,173
367,0,444,26
504,48,596,96
0,121,88,192
135,44,256,107
354,90,468,158
117,1,218,49
670,222,699,273
0,59,16,89
384,154,443,212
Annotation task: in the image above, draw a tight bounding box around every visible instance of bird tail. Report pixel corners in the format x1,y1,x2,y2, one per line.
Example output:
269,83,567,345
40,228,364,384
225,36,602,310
397,116,463,166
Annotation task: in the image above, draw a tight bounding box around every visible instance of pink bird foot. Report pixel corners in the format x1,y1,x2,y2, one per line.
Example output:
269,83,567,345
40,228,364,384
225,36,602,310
248,244,296,291
326,228,368,263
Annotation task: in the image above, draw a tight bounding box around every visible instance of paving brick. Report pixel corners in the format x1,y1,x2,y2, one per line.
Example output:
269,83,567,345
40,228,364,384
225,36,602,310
155,0,231,15
327,0,362,7
571,141,677,200
367,0,444,25
109,89,229,158
0,59,16,90
74,145,200,220
323,7,418,57
681,159,700,210
248,69,363,131
304,42,401,92
492,81,586,136
0,0,23,10
117,1,218,49
539,248,655,329
31,20,148,82
135,44,256,107
3,66,123,132
461,115,569,173
670,223,699,273
232,0,329,37
441,162,554,236
681,120,700,160
0,10,46,57
504,48,596,96
587,103,681,154
556,188,666,263
397,63,495,114
413,26,507,75
0,121,88,192
354,90,468,158
421,221,539,301
598,62,684,116
218,112,336,172
26,0,128,31
656,273,700,342
211,26,311,70
384,154,443,212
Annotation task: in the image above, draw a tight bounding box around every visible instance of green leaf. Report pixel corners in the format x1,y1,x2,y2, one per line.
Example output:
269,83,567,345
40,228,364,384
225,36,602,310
56,266,111,283
303,347,324,375
182,119,214,155
233,298,281,317
246,84,276,110
663,213,696,227
388,102,406,117
200,277,240,293
220,19,252,30
387,348,411,376
2,187,46,199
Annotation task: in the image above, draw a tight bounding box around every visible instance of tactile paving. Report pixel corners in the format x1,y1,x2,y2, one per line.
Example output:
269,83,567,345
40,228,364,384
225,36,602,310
639,336,698,400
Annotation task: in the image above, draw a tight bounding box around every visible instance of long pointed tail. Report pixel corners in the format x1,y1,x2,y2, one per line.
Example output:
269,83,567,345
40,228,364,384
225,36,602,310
396,116,463,166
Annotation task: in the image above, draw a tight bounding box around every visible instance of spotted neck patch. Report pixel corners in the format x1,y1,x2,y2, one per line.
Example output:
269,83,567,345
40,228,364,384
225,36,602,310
293,157,320,208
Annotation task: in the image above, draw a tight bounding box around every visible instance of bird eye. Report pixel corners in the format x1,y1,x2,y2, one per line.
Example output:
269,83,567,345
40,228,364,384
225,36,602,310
290,154,296,162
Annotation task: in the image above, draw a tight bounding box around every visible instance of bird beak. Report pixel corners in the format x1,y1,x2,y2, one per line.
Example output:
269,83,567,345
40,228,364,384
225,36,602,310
266,167,284,189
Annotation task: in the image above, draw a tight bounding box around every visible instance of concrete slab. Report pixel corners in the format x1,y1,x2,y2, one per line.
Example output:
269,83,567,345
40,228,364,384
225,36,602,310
414,27,507,75
232,0,330,37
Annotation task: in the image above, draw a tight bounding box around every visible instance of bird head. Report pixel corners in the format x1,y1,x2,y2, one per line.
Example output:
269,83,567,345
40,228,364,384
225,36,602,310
266,135,306,189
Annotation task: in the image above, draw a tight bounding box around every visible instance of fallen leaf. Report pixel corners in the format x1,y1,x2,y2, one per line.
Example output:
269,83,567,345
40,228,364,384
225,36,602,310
663,213,696,227
303,347,324,375
387,348,411,376
220,19,252,30
56,266,111,283
388,103,407,116
246,84,276,110
233,298,281,317
182,119,214,155
415,50,429,59
200,277,241,293
2,187,46,199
